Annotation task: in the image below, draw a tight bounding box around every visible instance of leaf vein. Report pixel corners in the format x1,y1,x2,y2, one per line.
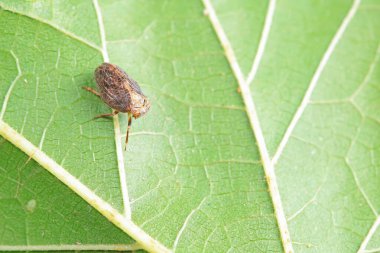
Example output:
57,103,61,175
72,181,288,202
92,0,131,219
0,120,171,253
0,50,22,120
358,216,380,253
202,0,294,252
271,0,362,166
246,0,276,86
0,5,102,53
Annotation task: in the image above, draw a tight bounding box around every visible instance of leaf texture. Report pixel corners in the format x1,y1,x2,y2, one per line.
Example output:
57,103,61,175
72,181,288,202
0,0,379,252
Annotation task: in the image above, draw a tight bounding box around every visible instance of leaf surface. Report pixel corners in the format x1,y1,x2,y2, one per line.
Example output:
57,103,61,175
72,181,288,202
0,0,379,253
0,136,134,248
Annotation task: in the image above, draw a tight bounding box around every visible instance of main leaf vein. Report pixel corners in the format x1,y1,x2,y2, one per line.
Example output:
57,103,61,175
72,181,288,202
202,0,293,252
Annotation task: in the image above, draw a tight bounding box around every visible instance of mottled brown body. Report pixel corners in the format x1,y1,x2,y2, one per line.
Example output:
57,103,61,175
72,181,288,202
95,63,150,118
83,63,151,149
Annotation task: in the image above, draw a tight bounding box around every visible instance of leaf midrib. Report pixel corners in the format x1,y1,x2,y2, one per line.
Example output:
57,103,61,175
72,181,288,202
201,0,293,252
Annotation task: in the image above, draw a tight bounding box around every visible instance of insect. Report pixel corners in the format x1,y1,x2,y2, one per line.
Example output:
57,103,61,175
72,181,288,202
83,63,151,149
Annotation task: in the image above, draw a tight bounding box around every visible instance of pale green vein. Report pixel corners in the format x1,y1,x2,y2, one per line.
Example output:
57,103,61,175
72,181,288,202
0,50,21,120
0,4,102,53
359,216,380,253
271,0,362,166
202,0,293,252
92,0,131,220
0,120,171,253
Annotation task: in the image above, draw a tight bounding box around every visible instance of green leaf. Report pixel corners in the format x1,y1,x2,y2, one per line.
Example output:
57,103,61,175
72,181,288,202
0,0,379,253
0,136,135,248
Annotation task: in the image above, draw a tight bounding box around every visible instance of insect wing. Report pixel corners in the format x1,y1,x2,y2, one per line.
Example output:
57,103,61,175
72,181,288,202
95,63,131,112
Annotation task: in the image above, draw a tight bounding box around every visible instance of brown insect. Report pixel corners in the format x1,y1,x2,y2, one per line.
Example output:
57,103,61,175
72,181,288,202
83,63,151,149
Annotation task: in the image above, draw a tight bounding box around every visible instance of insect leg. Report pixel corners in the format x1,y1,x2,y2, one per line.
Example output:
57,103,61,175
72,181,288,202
125,113,132,150
94,110,119,119
82,86,100,97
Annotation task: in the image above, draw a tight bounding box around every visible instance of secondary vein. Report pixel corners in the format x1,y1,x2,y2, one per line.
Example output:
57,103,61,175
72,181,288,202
271,0,362,166
92,0,131,218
